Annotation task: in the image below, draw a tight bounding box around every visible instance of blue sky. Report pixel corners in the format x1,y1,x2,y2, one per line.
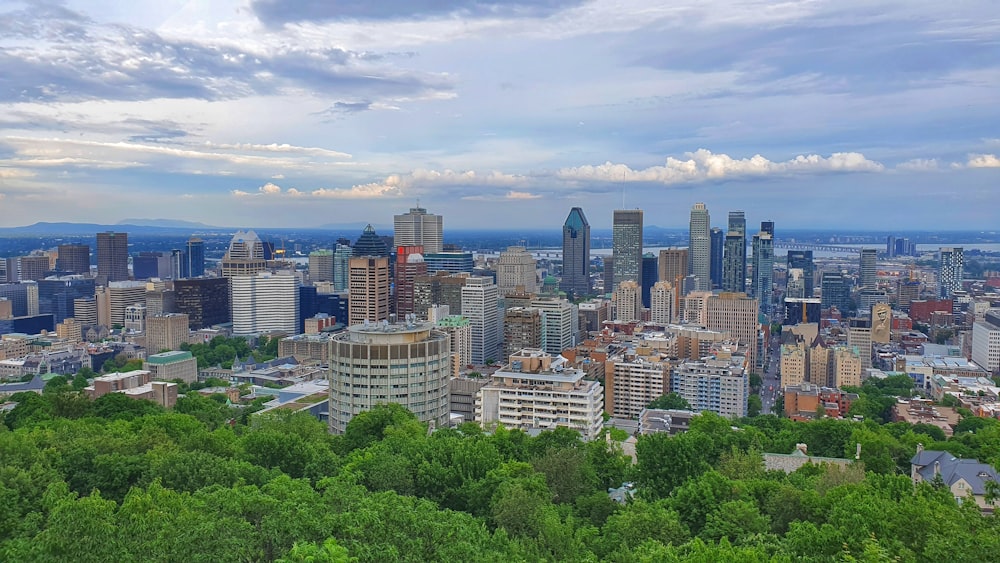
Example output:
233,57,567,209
0,0,997,230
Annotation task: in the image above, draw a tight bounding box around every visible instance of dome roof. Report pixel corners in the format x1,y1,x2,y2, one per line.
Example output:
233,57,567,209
407,253,425,263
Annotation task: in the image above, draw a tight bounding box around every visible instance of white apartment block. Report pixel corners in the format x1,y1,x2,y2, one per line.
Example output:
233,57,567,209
670,356,748,418
531,297,579,356
605,357,669,419
476,349,604,440
972,311,1000,374
650,281,676,324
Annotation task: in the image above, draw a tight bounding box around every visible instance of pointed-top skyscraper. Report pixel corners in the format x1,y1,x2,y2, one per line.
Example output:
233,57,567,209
560,207,591,297
688,203,711,291
353,224,390,257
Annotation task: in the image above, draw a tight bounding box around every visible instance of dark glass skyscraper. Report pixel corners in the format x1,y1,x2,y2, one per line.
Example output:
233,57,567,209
353,224,390,257
37,276,95,324
560,207,591,297
786,250,815,298
612,209,643,288
641,253,658,308
174,277,231,329
187,237,205,277
710,227,724,289
97,231,129,282
722,211,746,293
821,272,851,312
56,244,91,275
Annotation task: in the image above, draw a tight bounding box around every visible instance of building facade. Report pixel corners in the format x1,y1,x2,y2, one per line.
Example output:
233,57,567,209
231,272,301,336
393,207,443,255
462,277,500,364
688,203,711,291
670,357,748,418
939,247,964,298
497,246,538,296
612,209,643,287
327,321,451,433
348,256,390,326
560,207,591,297
96,231,129,283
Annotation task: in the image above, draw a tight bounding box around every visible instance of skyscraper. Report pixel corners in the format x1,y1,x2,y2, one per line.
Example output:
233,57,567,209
751,223,774,316
231,272,301,336
394,245,427,316
688,203,711,291
820,272,850,312
641,253,658,309
939,247,964,298
497,246,538,296
348,256,390,326
37,276,95,324
462,277,500,364
658,249,688,289
859,248,877,290
613,280,642,322
96,231,129,282
710,227,724,289
333,244,352,292
612,209,643,288
309,250,334,283
353,224,390,257
786,251,815,298
186,238,205,277
56,244,90,275
394,207,443,255
174,277,231,329
722,211,746,293
560,207,591,297
650,281,675,324
220,230,267,278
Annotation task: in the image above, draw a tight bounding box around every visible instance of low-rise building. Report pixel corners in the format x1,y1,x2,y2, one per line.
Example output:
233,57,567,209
637,408,699,435
85,369,177,408
143,350,198,383
892,399,959,437
475,349,604,440
911,447,999,513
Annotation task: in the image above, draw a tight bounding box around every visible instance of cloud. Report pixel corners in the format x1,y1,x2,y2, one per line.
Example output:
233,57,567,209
0,167,35,178
0,4,453,104
557,149,884,185
201,142,351,159
967,154,1000,168
463,190,543,201
896,158,940,171
251,0,584,25
258,182,282,194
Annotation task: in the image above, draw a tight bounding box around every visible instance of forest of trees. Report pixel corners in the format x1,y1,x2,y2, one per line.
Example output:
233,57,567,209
3,382,1000,561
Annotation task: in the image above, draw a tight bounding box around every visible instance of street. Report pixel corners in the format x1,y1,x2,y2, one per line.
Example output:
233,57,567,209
760,333,782,414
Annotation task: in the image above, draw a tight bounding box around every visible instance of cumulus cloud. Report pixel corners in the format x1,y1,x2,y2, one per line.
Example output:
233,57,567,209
967,154,1000,168
557,149,884,185
896,158,940,171
258,182,282,194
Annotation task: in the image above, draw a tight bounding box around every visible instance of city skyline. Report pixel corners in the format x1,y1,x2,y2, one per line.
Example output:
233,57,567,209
0,1,998,230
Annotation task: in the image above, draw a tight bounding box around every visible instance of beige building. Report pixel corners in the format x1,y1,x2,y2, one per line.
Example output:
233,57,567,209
496,246,538,296
658,248,688,288
436,315,472,376
348,256,390,326
146,313,190,353
650,281,676,324
86,370,178,408
279,332,334,363
605,354,670,419
143,350,198,384
680,291,712,325
220,230,267,278
55,318,83,343
475,349,604,440
847,320,873,370
705,292,760,369
612,280,642,322
780,339,808,387
309,250,334,283
327,321,451,433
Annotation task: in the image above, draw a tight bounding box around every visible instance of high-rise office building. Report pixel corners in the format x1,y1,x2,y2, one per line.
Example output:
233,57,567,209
722,211,747,293
462,276,500,364
786,250,815,298
939,247,964,298
169,249,186,279
309,250,335,283
424,251,474,274
560,207,591,297
132,252,171,280
688,203,711,291
612,209,643,288
760,221,774,236
497,246,538,296
530,297,579,356
104,281,147,327
0,283,29,317
393,207,443,255
394,246,427,316
414,272,469,319
16,256,51,282
503,307,542,359
353,224,390,257
710,227,724,289
56,244,90,276
348,256,390,326
37,276,96,324
174,277,231,329
231,272,301,336
859,248,878,290
328,321,451,434
186,238,205,278
602,255,614,294
658,249,688,290
650,281,676,324
220,230,267,278
96,231,129,283
333,244,352,291
641,253,657,309
751,224,774,316
820,272,850,312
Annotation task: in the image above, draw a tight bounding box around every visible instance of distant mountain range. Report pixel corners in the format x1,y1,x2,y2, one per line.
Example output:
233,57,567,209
117,218,219,229
0,221,231,236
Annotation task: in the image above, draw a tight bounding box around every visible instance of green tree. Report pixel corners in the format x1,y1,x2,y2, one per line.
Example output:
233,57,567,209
647,392,692,411
342,403,423,452
747,394,762,417
701,499,771,543
278,538,354,563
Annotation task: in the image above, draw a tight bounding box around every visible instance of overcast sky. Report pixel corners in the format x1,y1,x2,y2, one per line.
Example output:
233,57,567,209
0,0,997,230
